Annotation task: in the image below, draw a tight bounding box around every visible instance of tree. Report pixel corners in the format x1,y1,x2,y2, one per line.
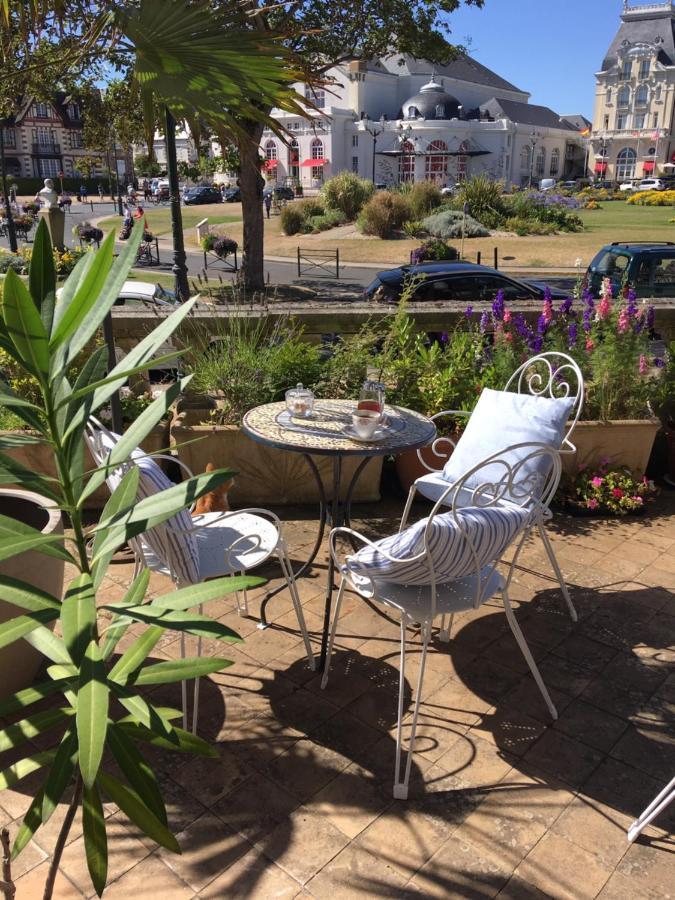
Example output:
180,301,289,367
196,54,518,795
134,153,163,177
212,0,485,289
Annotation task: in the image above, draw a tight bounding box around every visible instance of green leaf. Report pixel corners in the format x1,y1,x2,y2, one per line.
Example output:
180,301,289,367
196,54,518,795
0,608,59,651
83,783,108,897
61,574,97,666
0,512,74,563
109,684,175,741
101,570,150,661
152,575,262,614
29,218,57,330
0,707,72,753
25,628,72,665
0,381,46,435
2,268,50,377
0,451,61,501
60,346,108,446
0,574,61,612
108,724,167,825
0,678,72,717
108,625,164,685
77,641,109,789
90,468,140,588
0,432,43,448
116,721,218,757
97,771,180,853
104,605,240,641
117,707,183,725
131,657,233,686
0,751,55,791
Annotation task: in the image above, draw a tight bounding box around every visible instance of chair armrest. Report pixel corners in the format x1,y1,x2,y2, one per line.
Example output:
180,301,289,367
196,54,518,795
416,409,470,472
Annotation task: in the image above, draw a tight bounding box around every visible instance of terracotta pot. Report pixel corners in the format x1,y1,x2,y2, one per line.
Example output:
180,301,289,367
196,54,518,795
395,430,461,493
170,410,383,505
562,419,661,476
0,488,64,698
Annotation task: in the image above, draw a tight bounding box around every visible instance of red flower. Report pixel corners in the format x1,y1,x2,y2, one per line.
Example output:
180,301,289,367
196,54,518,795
612,488,624,499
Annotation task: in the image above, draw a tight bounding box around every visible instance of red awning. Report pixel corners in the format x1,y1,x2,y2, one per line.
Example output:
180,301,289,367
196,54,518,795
263,159,278,169
301,158,329,166
594,161,608,174
643,160,655,173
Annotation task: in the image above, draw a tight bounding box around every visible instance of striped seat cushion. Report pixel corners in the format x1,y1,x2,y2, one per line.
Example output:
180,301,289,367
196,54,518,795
345,504,530,586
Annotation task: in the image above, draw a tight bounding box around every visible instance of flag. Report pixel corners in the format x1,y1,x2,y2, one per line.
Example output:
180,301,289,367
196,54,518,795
580,126,590,137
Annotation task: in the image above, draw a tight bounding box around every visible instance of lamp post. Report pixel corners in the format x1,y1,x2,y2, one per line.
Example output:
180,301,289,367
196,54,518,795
363,115,384,184
397,122,415,184
528,131,539,189
165,106,190,302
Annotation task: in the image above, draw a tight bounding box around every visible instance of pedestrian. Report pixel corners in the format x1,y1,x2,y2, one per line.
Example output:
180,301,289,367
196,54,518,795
79,183,87,202
263,192,272,219
143,178,151,201
97,183,104,200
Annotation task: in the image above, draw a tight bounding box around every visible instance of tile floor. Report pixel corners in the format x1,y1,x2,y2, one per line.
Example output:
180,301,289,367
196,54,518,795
2,492,674,899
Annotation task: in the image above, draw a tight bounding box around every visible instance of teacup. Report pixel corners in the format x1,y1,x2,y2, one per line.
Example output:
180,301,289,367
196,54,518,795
352,409,380,439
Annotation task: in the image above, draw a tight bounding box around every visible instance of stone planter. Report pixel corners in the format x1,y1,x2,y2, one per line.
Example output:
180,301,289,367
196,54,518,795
563,419,661,475
0,488,64,699
171,410,382,505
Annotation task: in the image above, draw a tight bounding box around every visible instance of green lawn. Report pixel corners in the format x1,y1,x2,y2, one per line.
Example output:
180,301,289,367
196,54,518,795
98,204,241,239
575,199,675,238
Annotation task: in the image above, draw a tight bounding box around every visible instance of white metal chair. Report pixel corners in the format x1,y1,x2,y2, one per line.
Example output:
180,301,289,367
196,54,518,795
401,352,584,630
322,442,562,799
85,419,315,732
627,776,675,843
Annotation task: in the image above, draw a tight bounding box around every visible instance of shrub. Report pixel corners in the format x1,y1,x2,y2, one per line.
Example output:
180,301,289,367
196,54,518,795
410,239,459,264
212,236,238,258
503,217,556,236
627,189,675,206
407,181,443,219
320,171,374,220
296,197,325,218
456,175,507,227
421,208,489,238
402,220,425,238
280,204,305,235
357,191,410,237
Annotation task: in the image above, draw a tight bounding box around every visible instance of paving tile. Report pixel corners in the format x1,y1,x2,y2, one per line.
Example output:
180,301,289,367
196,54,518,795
265,738,352,803
405,835,515,898
259,804,349,885
102,852,194,898
198,846,301,899
496,874,554,899
580,757,675,830
210,774,299,844
308,708,383,764
523,729,604,789
514,831,613,899
436,733,515,789
553,698,628,753
309,764,390,839
597,869,663,899
466,704,547,757
551,795,632,868
170,749,252,807
306,843,408,898
615,835,675,898
609,720,675,780
13,860,84,898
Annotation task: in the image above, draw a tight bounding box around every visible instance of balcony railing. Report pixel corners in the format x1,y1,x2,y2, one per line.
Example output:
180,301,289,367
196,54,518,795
32,142,61,155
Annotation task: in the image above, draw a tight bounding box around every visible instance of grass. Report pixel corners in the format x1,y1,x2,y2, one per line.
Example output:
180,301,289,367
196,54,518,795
98,203,241,240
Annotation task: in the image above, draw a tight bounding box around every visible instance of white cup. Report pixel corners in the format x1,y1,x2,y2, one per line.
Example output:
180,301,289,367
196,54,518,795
352,409,380,439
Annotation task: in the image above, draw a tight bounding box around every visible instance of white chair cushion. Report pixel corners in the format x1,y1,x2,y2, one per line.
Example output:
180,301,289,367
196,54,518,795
191,511,279,579
439,388,574,503
345,504,529,586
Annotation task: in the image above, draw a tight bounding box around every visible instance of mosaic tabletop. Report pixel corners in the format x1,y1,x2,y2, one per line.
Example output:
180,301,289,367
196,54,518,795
242,400,437,458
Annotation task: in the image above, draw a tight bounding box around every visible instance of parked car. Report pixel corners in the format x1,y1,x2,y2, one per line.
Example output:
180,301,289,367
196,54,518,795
539,178,557,192
619,180,640,192
263,185,295,202
113,281,180,309
635,178,666,192
363,262,569,303
440,183,461,196
153,179,170,199
560,180,580,190
183,186,223,205
586,241,675,299
222,187,241,202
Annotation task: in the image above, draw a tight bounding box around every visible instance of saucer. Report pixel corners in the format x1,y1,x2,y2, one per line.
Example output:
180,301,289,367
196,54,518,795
343,424,388,443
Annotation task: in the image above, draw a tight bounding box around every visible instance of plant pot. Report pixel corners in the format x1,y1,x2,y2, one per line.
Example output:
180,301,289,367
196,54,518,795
170,410,383,505
0,488,64,698
664,422,675,485
562,419,661,476
138,420,171,458
395,430,461,493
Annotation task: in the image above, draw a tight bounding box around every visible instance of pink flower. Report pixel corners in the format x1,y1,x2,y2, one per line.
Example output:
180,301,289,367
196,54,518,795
617,309,630,334
639,355,648,375
631,495,644,505
503,309,512,323
586,338,595,351
577,463,587,472
612,488,624,499
591,476,604,487
542,299,553,324
598,297,611,320
587,498,599,510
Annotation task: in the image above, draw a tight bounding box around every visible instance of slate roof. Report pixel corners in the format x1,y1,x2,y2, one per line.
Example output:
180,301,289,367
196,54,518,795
602,6,675,70
378,53,525,94
480,97,579,131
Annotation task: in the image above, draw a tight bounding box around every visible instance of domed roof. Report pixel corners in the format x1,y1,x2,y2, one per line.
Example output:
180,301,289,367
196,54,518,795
398,78,461,121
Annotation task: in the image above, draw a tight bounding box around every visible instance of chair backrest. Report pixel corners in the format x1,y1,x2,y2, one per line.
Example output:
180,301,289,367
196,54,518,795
504,352,584,454
84,419,200,586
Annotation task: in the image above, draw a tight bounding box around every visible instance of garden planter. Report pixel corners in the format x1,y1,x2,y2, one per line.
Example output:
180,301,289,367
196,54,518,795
563,419,661,476
170,410,382,505
0,488,64,698
665,423,675,486
395,430,461,493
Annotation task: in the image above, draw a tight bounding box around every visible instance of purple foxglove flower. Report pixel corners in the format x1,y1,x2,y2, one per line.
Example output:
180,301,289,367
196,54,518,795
492,289,505,321
479,310,490,333
465,305,473,319
567,322,578,348
559,297,573,316
646,305,655,331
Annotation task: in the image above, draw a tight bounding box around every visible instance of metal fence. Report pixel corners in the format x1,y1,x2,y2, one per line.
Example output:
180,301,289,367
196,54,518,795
297,247,340,278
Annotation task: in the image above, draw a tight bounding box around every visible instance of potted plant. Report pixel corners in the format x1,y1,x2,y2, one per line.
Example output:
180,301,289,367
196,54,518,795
651,340,675,485
0,219,249,897
74,221,104,245
201,232,238,260
558,461,658,516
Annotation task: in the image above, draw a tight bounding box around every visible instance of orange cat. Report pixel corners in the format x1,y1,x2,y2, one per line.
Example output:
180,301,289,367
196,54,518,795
192,462,234,515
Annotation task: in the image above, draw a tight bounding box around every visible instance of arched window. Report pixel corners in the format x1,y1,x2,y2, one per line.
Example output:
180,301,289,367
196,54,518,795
616,147,637,179
310,137,325,182
520,145,531,171
618,85,631,108
639,59,650,79
535,147,546,177
406,106,419,119
399,140,415,182
606,87,612,105
549,148,560,177
425,139,447,182
636,84,649,106
264,140,277,160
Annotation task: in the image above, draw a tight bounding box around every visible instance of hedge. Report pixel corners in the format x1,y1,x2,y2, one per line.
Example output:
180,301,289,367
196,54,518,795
7,176,112,196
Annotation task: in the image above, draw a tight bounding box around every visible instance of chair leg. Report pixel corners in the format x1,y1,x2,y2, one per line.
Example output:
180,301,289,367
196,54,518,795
191,604,204,734
394,618,431,800
180,632,188,731
627,776,675,843
502,587,558,721
538,521,577,622
400,484,417,532
438,613,453,643
278,542,315,671
320,577,346,690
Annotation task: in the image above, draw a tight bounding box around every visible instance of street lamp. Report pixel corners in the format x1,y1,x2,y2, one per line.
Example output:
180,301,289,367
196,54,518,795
363,115,385,184
528,130,539,189
397,122,415,183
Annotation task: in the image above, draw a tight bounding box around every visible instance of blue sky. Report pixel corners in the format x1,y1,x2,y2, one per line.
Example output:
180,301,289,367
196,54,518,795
444,0,624,118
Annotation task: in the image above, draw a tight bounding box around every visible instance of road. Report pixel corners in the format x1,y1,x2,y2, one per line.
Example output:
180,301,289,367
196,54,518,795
1,201,577,298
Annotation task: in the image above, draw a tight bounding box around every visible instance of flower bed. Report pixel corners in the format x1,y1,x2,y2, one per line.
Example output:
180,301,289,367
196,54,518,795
559,461,658,516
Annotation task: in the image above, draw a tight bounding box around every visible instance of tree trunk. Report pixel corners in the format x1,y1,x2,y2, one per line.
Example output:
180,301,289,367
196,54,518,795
238,124,265,292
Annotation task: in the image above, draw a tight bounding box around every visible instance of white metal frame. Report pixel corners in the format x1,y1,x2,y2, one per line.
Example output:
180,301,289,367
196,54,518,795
84,419,315,732
627,776,675,843
323,442,562,799
400,352,584,627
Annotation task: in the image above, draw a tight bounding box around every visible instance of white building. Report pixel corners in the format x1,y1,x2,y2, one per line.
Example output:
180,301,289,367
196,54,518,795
259,55,588,191
134,129,200,169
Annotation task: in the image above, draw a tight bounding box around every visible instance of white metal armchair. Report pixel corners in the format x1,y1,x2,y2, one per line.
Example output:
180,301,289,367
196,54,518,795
401,352,584,628
323,442,562,799
85,420,315,732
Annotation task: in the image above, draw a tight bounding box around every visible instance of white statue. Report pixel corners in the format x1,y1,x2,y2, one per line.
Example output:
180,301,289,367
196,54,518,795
38,177,58,210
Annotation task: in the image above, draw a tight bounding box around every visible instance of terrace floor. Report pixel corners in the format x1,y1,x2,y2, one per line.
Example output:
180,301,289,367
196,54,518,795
2,491,674,899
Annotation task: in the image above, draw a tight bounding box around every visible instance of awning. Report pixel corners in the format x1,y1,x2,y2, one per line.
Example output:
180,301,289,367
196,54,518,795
643,160,655,173
594,161,608,174
301,158,328,166
263,159,278,169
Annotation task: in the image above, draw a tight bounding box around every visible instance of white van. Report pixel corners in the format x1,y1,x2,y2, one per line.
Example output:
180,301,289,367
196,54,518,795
539,178,556,192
